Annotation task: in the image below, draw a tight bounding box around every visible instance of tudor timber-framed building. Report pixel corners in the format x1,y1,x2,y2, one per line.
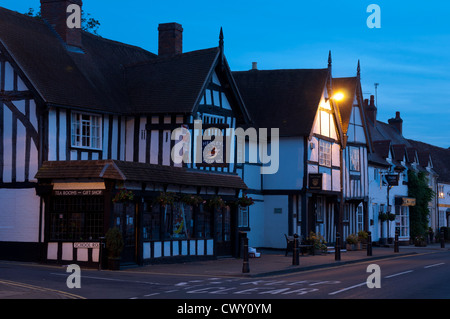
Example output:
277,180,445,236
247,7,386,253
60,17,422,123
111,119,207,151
232,57,373,248
0,0,251,266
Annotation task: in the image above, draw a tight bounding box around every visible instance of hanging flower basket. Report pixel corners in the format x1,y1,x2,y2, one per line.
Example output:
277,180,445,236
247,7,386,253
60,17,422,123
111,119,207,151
205,196,225,210
237,195,255,207
155,192,177,207
112,188,134,203
180,194,204,207
379,212,395,222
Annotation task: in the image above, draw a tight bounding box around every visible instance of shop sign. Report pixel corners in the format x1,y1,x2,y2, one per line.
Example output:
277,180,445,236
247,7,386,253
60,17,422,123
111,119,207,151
309,174,323,190
395,197,416,206
74,242,100,249
385,174,399,186
53,190,104,196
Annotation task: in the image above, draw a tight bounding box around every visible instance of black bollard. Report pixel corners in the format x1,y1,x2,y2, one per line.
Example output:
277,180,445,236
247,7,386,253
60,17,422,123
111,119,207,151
98,236,105,271
242,236,250,273
394,231,399,253
292,234,299,266
441,229,445,249
335,232,341,261
367,231,373,256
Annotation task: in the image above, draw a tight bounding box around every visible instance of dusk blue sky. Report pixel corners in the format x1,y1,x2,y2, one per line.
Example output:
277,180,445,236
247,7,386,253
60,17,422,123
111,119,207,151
3,0,449,148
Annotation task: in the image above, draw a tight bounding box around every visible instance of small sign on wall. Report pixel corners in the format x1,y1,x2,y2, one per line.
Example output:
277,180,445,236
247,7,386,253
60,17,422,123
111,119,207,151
74,242,100,249
274,208,282,214
385,174,399,186
309,173,323,190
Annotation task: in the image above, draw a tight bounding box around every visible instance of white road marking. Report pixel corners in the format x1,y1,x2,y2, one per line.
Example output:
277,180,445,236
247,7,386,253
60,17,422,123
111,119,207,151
384,270,414,278
424,263,445,269
328,282,366,295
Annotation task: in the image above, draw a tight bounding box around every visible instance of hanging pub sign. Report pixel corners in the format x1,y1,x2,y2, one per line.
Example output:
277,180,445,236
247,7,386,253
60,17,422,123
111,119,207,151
198,136,227,167
309,173,323,190
395,197,416,206
385,174,399,186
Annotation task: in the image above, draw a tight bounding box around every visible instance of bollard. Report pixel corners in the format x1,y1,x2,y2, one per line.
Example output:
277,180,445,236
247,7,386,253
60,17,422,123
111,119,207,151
441,229,445,249
242,236,250,273
394,231,399,253
292,234,299,266
367,231,373,256
335,232,341,261
98,236,105,271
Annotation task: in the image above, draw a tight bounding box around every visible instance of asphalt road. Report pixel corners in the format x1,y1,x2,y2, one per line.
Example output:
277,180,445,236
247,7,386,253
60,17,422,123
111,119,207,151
1,250,449,300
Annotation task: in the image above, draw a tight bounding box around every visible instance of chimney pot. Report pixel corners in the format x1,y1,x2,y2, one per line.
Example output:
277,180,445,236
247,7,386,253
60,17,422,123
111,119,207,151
388,111,403,135
366,95,377,124
252,62,258,70
158,23,183,57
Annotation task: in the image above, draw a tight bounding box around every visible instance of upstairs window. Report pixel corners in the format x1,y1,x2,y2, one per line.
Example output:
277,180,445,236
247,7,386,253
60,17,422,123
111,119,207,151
319,139,331,167
349,146,360,171
71,112,102,150
438,185,445,199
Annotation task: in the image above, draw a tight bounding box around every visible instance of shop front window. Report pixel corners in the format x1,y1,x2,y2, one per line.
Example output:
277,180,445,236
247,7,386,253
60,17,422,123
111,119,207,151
195,204,213,239
49,196,104,241
142,202,161,241
395,205,409,237
142,200,214,241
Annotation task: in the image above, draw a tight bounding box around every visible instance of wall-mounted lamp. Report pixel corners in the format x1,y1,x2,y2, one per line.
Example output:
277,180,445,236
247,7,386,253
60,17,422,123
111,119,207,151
325,92,345,102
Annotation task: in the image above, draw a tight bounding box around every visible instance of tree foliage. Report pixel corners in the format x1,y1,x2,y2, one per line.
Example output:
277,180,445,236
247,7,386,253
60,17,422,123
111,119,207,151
25,8,101,35
408,170,435,238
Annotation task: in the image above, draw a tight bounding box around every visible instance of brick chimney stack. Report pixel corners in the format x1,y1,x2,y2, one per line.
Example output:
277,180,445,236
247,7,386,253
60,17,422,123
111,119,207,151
158,23,183,57
366,94,377,124
40,0,83,48
388,111,403,135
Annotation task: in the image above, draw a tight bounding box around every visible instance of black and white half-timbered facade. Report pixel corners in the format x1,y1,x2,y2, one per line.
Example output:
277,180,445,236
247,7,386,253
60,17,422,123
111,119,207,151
233,54,347,247
333,62,372,241
0,0,250,266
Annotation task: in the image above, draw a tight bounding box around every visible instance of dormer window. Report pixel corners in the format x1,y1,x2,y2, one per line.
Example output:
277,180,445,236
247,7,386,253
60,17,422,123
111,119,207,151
71,112,102,150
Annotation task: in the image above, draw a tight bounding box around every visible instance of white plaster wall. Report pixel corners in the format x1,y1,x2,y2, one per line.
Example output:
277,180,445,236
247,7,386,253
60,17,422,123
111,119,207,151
0,188,40,242
263,137,303,190
263,195,289,249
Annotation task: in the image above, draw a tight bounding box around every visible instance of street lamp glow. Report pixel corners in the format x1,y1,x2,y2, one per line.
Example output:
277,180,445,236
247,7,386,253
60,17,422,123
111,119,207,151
332,92,345,101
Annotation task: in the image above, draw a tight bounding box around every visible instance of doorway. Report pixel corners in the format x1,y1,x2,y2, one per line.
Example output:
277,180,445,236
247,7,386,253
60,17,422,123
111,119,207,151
215,206,233,256
112,202,137,264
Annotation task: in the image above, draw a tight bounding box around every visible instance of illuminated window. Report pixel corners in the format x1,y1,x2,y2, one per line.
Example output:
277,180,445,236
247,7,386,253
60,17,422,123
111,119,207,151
438,185,445,199
319,140,331,167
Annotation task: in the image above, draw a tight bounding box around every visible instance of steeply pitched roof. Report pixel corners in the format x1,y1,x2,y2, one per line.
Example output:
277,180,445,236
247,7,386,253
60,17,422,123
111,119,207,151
232,68,329,136
0,7,156,113
0,7,228,116
35,160,247,189
125,48,220,114
407,139,450,183
332,77,358,134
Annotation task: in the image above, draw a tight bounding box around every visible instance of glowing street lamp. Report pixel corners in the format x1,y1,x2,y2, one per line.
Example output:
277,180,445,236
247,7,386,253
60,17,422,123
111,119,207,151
326,92,345,102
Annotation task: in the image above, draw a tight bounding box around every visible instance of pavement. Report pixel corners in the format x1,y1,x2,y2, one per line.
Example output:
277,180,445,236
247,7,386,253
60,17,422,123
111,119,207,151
129,243,450,278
